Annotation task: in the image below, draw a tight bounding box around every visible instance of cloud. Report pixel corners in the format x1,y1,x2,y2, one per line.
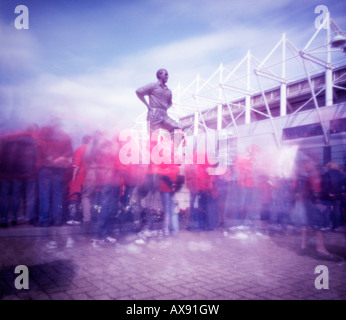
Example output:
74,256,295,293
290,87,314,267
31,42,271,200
0,20,40,84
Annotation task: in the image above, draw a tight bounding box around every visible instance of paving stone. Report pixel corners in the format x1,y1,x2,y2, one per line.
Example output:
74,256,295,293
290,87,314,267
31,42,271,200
152,292,185,300
92,294,112,300
48,292,71,300
129,283,152,293
1,294,21,300
70,293,91,300
131,291,159,300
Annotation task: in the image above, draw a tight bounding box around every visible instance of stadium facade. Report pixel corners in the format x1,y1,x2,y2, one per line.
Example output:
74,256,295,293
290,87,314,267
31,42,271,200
133,13,346,173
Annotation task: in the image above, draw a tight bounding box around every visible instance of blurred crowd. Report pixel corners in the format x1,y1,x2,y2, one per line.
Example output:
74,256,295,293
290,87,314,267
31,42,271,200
0,119,345,257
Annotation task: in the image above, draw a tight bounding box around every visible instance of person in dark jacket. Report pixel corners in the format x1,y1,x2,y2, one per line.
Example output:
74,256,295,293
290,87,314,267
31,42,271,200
0,124,39,227
293,159,342,261
37,118,73,227
323,161,346,231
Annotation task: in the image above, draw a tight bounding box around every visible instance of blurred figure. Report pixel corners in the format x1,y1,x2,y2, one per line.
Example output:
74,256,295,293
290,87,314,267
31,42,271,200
83,131,118,243
137,163,160,235
215,171,229,229
0,124,39,227
116,134,141,230
197,160,218,231
258,175,274,235
233,146,260,229
293,159,342,261
184,150,219,232
223,165,238,229
205,169,219,231
323,161,346,231
37,118,73,227
157,161,181,236
185,152,200,230
66,134,92,225
147,137,183,236
271,177,295,233
126,163,150,232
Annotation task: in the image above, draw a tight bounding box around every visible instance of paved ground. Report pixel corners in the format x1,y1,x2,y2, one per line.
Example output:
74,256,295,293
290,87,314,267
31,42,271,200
0,222,346,301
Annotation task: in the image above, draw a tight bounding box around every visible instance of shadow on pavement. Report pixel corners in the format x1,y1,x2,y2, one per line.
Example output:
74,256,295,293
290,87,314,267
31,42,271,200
0,259,76,300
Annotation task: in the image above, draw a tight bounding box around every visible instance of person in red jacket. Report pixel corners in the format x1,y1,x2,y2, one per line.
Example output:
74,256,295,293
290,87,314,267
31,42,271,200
157,161,181,236
185,150,218,231
154,137,181,236
66,134,91,225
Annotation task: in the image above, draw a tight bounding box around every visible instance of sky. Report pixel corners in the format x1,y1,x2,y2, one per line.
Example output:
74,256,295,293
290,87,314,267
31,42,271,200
0,0,345,145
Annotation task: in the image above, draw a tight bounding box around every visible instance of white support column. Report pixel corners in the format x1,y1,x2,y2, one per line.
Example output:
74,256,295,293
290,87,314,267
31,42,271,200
194,74,200,136
325,11,333,107
194,111,199,136
280,84,287,116
301,58,329,145
217,64,223,131
245,50,251,124
217,105,222,131
280,33,287,116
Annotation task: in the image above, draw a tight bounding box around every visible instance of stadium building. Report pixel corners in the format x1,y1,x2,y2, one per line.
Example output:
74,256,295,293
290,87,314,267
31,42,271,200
134,12,346,173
